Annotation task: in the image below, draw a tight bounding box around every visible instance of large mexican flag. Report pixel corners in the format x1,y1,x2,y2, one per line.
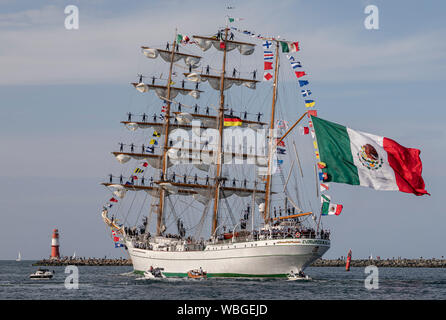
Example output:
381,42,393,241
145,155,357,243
312,116,429,196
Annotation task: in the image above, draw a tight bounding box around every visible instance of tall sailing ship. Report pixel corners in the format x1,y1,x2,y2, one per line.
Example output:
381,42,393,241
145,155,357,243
100,24,333,277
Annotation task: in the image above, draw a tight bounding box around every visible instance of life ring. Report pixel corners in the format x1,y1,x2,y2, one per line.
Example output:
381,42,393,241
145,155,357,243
295,232,301,238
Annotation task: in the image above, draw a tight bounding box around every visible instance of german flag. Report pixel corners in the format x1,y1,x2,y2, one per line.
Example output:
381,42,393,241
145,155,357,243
224,115,242,126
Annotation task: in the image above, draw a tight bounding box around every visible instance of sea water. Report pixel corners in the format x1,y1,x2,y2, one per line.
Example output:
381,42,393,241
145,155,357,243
1,260,445,300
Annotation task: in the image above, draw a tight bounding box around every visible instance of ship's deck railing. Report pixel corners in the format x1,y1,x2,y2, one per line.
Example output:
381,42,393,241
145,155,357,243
127,230,330,251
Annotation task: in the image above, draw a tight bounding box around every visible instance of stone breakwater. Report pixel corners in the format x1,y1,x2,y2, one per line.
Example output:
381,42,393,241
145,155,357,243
33,258,446,268
311,258,446,268
33,258,132,266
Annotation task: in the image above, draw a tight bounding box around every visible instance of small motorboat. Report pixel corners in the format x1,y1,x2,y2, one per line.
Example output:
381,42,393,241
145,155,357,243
287,270,311,281
144,267,166,279
187,268,207,279
29,268,54,279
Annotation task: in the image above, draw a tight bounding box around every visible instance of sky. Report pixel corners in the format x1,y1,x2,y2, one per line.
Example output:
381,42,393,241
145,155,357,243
0,0,445,260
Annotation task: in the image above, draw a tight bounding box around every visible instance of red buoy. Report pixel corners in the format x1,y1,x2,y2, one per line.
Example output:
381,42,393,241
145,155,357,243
50,229,60,259
345,249,352,271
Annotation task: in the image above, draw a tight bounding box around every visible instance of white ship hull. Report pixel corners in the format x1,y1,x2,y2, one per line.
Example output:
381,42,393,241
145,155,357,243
127,238,330,277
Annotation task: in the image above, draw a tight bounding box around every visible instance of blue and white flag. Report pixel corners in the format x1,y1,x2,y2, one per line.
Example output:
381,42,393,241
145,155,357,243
298,80,309,87
291,61,302,69
264,50,274,60
301,89,312,97
262,40,273,49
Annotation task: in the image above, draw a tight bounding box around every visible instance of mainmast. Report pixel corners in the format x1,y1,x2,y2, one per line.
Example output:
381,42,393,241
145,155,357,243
157,33,177,235
211,27,229,235
263,40,280,223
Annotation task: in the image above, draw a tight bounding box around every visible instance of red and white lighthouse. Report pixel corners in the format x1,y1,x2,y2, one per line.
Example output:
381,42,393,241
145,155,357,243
50,229,60,259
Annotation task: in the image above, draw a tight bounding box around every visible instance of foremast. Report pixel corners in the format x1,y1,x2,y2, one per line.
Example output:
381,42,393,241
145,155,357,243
157,33,177,235
211,27,229,236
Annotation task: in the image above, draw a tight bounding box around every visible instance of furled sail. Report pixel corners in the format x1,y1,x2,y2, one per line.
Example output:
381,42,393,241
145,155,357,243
131,83,202,100
185,73,259,91
141,47,202,68
193,36,255,55
112,152,173,169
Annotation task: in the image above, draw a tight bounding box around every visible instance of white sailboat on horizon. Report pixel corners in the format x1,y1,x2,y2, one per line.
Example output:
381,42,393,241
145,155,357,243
16,252,21,262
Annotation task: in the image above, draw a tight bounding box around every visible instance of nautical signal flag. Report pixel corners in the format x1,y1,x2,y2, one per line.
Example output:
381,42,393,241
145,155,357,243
298,80,309,87
115,243,124,248
291,61,302,69
301,90,311,97
142,162,148,168
276,139,285,147
305,100,315,108
295,71,306,78
262,40,273,49
264,61,273,70
109,197,118,203
224,116,242,126
113,236,120,242
319,172,328,181
153,131,161,137
134,168,144,174
317,162,327,169
264,50,274,60
299,126,310,135
220,41,225,49
321,194,331,203
307,110,318,118
263,72,273,81
146,146,154,153
149,139,158,145
277,147,286,154
320,183,330,192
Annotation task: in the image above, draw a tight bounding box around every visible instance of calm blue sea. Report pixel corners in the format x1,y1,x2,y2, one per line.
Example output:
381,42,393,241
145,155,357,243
0,260,445,300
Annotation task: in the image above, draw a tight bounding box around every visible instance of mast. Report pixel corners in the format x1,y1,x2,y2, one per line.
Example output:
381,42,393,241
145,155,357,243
263,40,280,223
156,33,177,235
211,27,229,235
